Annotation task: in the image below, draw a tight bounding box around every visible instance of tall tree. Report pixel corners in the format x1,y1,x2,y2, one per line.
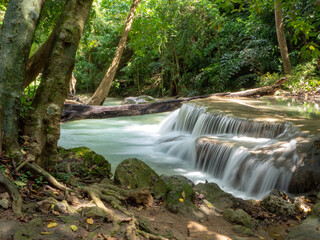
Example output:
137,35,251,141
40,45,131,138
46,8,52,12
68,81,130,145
23,0,93,167
0,0,45,157
274,0,291,74
87,0,141,105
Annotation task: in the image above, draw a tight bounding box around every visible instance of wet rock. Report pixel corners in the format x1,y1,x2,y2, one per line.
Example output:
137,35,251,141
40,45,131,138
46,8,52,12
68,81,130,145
261,195,296,218
232,225,255,236
289,141,320,194
223,208,257,229
286,216,320,240
161,175,196,214
114,158,167,198
122,95,157,105
57,147,112,181
0,198,9,209
194,182,234,210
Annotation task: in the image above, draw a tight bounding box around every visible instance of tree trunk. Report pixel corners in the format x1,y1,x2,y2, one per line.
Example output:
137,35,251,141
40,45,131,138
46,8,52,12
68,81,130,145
0,0,45,157
23,19,60,89
87,0,141,105
274,0,291,74
23,0,93,168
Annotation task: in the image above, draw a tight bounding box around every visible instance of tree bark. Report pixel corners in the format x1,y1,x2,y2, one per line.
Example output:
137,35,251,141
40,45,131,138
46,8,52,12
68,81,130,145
23,0,93,168
274,0,291,74
87,0,141,106
23,19,60,89
0,0,45,157
62,78,288,122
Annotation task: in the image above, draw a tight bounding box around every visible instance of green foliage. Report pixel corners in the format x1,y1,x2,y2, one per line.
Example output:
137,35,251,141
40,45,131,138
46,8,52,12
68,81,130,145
20,80,40,118
284,60,320,93
259,60,320,93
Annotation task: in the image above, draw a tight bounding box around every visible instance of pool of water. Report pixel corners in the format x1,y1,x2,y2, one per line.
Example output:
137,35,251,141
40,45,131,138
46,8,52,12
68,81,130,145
58,96,320,199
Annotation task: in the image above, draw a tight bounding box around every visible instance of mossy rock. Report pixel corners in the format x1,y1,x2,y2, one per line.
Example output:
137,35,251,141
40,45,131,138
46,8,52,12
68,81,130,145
232,225,255,236
311,203,320,217
261,195,296,218
114,158,167,198
162,175,196,214
57,147,112,181
194,182,234,210
223,208,257,229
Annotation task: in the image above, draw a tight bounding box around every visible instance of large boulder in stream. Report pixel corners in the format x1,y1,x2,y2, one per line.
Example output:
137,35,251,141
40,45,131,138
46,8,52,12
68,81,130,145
56,147,112,181
122,95,157,105
114,158,167,198
288,139,320,194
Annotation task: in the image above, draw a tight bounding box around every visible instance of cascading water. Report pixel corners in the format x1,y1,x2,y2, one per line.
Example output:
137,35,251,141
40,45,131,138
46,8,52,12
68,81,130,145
157,103,300,199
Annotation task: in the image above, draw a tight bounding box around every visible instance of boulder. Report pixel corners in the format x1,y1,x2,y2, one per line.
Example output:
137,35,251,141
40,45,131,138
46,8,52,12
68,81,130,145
232,225,255,236
162,175,195,214
261,195,296,218
223,208,257,229
114,158,167,198
194,182,234,210
122,95,157,105
288,141,320,194
286,216,320,240
57,147,112,181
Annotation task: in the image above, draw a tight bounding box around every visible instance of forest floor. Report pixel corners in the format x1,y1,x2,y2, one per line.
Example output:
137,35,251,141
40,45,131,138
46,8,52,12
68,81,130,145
0,177,303,240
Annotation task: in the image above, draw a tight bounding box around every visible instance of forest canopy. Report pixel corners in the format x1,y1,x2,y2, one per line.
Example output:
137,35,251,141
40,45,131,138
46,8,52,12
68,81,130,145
1,0,318,99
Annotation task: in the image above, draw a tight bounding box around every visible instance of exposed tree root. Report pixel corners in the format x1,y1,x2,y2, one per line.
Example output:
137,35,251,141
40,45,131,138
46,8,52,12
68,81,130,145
0,170,22,216
25,162,70,191
83,180,169,240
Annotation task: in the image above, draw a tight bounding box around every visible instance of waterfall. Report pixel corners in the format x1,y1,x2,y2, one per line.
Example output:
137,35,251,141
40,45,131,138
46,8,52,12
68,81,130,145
157,103,299,199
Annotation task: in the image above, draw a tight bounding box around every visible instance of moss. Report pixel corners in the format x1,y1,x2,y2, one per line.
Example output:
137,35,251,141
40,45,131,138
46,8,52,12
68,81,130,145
56,147,112,181
223,208,257,229
14,217,43,240
114,158,167,198
162,175,196,214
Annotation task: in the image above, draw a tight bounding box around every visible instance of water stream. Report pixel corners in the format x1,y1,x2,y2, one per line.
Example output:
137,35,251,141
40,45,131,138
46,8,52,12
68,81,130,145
59,96,320,200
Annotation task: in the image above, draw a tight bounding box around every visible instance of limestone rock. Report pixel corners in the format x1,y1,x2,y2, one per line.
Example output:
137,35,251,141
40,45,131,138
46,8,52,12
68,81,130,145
0,198,9,209
223,208,256,229
54,202,68,214
162,175,195,214
261,195,296,217
122,95,157,105
114,158,167,198
57,146,112,180
286,216,320,240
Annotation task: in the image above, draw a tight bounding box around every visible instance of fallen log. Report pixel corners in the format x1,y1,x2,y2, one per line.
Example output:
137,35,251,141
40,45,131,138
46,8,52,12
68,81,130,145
62,98,186,122
62,77,289,122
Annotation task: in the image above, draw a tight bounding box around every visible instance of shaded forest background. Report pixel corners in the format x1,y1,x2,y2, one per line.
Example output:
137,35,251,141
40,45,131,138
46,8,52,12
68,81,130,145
1,0,319,100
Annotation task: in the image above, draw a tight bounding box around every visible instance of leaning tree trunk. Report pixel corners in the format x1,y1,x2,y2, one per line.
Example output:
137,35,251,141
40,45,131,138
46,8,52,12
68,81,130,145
275,0,291,74
87,0,141,106
23,18,61,89
0,0,45,158
23,0,93,168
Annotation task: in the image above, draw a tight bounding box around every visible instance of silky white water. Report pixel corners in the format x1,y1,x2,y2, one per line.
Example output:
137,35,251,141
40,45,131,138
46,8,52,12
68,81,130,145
59,97,320,200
